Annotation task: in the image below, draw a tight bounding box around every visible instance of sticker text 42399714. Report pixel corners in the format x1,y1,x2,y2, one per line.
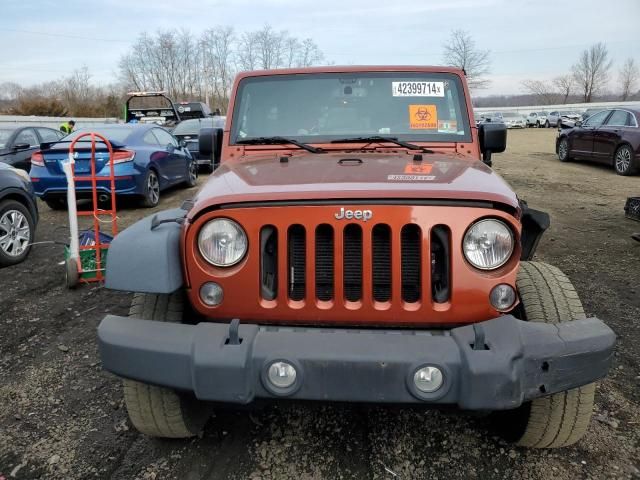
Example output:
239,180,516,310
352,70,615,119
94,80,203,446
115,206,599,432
392,81,444,97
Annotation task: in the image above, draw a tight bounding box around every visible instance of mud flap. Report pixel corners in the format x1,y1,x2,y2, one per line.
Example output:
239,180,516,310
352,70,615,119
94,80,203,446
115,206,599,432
520,203,550,261
105,208,185,293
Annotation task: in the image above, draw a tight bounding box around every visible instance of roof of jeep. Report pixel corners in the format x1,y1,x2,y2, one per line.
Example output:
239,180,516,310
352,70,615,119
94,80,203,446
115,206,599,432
234,65,466,80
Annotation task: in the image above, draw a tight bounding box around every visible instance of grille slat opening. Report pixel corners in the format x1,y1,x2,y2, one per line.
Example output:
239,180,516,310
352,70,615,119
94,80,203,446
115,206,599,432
315,224,334,301
288,225,306,301
343,224,363,302
401,224,421,303
431,225,451,303
260,226,278,300
372,224,392,302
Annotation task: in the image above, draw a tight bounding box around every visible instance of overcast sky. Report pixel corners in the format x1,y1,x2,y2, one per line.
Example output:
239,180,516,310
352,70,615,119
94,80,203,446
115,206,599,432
1,0,639,96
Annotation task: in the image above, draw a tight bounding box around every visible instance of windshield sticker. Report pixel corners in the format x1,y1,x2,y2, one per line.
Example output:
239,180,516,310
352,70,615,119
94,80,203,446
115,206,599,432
388,174,436,181
409,105,438,129
437,120,457,133
392,81,444,97
404,163,433,174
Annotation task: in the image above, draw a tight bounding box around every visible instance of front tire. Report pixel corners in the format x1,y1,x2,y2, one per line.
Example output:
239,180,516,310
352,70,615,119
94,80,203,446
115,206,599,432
0,200,34,267
557,137,571,162
498,262,596,448
186,160,198,187
614,144,636,176
123,293,212,438
141,169,160,208
545,120,550,128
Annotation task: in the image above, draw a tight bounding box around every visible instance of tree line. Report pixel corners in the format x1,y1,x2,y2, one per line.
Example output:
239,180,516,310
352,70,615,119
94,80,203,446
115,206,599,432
1,29,638,117
522,43,639,105
0,25,324,117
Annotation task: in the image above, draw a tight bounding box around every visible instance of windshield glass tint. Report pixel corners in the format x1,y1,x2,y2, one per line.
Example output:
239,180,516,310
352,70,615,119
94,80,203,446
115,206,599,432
173,117,226,136
231,72,471,143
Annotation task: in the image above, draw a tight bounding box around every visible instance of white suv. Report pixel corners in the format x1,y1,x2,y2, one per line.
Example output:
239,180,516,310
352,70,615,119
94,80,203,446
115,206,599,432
546,111,582,128
526,112,548,128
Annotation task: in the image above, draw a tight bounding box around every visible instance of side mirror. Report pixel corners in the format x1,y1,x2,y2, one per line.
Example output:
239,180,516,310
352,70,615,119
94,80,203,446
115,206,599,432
575,120,583,128
12,143,30,151
199,127,223,166
478,122,507,167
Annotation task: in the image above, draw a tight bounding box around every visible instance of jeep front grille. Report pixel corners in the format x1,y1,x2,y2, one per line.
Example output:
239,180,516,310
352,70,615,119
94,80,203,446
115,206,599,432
260,222,450,307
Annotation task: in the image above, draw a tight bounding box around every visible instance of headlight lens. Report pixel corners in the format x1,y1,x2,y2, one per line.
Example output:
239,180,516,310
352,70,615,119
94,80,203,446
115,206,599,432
198,218,248,267
463,219,514,270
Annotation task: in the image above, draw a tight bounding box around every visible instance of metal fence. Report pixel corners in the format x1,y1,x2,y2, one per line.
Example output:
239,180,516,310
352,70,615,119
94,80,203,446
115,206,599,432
474,100,640,116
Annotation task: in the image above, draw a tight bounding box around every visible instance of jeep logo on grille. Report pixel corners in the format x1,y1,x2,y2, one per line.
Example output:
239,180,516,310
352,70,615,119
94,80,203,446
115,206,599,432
334,207,373,221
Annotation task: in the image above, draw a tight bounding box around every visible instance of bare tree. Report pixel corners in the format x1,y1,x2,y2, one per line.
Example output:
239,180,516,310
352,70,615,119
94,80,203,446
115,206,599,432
553,75,574,104
442,30,491,90
571,42,613,103
521,80,559,105
619,58,639,101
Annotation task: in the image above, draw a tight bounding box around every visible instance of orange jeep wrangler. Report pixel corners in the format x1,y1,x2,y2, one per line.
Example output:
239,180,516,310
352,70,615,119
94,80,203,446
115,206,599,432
98,66,615,448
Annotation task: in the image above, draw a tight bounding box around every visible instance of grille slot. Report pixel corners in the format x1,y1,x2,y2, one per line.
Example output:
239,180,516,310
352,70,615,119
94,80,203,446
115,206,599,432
343,224,363,301
315,224,334,301
372,224,392,302
401,224,421,303
260,226,278,300
288,225,306,301
431,225,451,303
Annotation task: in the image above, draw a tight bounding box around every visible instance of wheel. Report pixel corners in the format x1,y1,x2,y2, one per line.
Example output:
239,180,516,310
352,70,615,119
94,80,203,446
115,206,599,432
497,262,596,448
141,169,160,208
65,257,79,288
122,292,212,438
536,121,540,128
186,160,198,187
45,198,67,210
202,157,214,174
557,137,571,162
0,200,34,267
544,120,550,128
614,144,636,176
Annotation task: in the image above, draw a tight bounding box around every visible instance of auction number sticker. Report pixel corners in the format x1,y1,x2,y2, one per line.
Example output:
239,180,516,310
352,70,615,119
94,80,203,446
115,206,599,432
392,81,444,97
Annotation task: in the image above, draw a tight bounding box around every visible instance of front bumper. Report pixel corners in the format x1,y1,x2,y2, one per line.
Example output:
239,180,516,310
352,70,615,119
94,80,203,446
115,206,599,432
98,315,615,410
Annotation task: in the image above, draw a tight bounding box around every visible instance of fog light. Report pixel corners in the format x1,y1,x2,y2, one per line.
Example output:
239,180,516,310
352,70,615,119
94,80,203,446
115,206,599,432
267,361,297,389
413,366,443,393
200,282,223,306
490,284,516,311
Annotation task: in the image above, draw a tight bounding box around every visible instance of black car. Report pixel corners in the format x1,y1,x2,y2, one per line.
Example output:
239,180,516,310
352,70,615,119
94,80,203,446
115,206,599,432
171,116,226,172
0,163,38,267
556,108,640,176
0,126,65,171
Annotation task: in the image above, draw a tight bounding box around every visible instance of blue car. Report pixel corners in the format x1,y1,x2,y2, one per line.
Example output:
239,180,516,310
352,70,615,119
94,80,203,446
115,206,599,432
30,124,197,209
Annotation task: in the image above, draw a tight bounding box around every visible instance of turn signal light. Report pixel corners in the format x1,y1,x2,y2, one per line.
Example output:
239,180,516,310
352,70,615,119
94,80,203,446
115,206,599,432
31,151,44,166
112,149,135,164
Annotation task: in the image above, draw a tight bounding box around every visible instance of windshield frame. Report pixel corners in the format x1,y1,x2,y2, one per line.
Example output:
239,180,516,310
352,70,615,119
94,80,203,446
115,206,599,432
229,71,472,146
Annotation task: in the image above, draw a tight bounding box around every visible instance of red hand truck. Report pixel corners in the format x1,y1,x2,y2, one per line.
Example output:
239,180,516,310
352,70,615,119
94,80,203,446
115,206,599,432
64,132,119,288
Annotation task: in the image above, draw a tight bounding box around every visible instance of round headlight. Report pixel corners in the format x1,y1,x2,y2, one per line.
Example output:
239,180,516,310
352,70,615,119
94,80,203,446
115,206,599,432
198,218,248,267
463,219,514,270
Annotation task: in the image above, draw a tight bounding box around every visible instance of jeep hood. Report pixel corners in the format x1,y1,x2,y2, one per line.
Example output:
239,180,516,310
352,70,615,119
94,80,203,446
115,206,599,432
189,151,519,217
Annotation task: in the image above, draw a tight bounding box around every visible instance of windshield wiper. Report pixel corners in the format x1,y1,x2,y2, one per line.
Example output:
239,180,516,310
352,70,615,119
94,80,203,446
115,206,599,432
236,136,324,153
330,136,434,153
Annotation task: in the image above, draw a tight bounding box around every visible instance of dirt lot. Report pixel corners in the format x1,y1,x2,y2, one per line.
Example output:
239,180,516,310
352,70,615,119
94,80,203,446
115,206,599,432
1,128,639,480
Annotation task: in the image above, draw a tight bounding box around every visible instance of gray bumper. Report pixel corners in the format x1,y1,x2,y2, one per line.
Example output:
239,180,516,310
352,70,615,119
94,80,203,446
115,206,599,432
97,315,615,410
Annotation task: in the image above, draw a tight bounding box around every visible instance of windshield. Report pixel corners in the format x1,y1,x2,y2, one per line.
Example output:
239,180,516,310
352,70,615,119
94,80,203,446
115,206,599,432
230,72,471,144
537,112,547,116
173,117,226,136
0,129,15,149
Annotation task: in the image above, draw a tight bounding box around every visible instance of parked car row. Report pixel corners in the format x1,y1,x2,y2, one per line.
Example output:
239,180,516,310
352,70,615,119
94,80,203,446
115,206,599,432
475,109,610,129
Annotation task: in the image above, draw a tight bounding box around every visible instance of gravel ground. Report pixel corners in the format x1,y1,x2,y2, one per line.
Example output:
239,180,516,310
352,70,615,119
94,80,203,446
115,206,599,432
0,128,639,480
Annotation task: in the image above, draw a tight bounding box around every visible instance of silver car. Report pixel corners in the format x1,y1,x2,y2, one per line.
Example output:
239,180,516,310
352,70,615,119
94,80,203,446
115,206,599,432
546,110,582,128
499,112,527,129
